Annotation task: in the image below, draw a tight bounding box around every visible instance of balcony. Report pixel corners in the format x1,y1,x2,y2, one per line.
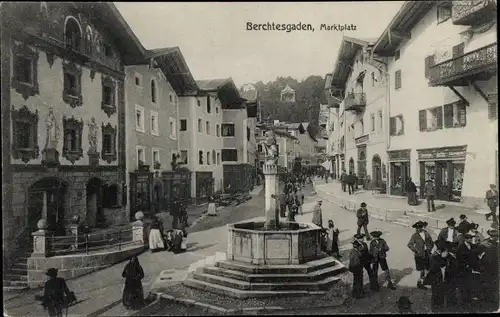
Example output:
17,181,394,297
452,0,497,26
344,93,366,112
428,43,497,87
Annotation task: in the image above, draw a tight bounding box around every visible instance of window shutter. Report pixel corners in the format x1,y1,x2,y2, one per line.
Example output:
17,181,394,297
419,110,427,131
395,70,402,89
452,43,465,58
424,55,435,79
389,117,396,136
443,104,454,128
457,102,467,126
488,95,498,120
436,106,443,129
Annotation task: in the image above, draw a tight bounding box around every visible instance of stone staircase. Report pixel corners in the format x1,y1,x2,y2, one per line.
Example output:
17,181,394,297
183,255,348,299
3,248,32,291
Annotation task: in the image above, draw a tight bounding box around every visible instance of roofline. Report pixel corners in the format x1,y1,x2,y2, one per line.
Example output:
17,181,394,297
106,3,146,55
330,36,369,89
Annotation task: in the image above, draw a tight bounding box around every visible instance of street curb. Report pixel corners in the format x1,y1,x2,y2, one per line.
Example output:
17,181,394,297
86,298,122,317
153,291,349,315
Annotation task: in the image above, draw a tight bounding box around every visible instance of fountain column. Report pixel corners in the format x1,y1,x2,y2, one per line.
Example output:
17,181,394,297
263,163,279,230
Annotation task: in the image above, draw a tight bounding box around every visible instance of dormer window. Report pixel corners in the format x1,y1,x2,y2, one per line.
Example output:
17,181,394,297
64,17,81,52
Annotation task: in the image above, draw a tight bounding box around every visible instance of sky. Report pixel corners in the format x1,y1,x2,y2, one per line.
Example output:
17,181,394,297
115,2,404,88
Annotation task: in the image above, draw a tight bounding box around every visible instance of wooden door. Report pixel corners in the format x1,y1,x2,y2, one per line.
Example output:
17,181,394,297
436,161,450,201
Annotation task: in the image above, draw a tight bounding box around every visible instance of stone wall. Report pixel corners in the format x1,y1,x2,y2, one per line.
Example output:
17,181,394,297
27,244,145,288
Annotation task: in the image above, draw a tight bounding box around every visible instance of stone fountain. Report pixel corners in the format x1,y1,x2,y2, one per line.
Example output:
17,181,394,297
183,131,347,298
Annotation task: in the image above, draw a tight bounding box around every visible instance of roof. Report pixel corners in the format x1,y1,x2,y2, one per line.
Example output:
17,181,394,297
281,85,295,93
273,129,298,140
197,78,246,109
330,37,376,91
373,1,437,56
196,78,232,91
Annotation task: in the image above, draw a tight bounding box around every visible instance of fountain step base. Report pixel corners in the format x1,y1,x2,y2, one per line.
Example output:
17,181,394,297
183,256,347,298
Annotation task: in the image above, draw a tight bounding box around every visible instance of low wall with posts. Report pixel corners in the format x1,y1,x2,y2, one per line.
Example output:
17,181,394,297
27,216,146,288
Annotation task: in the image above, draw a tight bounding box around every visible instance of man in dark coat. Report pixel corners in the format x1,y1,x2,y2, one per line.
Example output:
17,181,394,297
478,229,499,311
456,214,470,234
341,170,347,192
406,178,418,206
347,172,356,195
407,221,434,289
355,233,379,291
485,184,499,223
170,198,180,229
370,231,396,290
437,218,459,252
425,240,458,312
456,232,481,311
424,179,436,212
356,202,370,240
278,193,287,218
43,268,72,317
349,240,364,299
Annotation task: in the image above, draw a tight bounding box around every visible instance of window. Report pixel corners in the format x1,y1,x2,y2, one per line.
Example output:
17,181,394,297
180,119,187,131
14,55,33,85
101,76,116,116
217,152,221,165
152,149,160,168
101,123,117,163
378,110,383,130
169,117,177,139
444,101,467,128
103,42,113,57
11,106,39,163
134,74,142,87
222,149,238,162
216,107,219,114
180,150,188,164
437,2,452,24
419,106,443,132
150,111,159,136
169,94,173,103
62,116,83,163
216,124,220,137
389,115,404,136
62,62,82,107
371,72,375,87
222,123,235,137
12,43,40,109
198,119,202,133
197,99,201,107
395,70,402,90
247,127,251,141
64,17,81,51
206,152,211,165
137,146,146,166
212,150,216,164
360,119,364,135
135,105,145,132
199,150,204,165
207,96,211,113
206,121,210,134
371,114,375,132
394,50,400,61
151,80,157,103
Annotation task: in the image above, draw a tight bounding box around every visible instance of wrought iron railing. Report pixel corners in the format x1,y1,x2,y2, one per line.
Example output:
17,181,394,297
344,93,366,111
48,226,135,256
429,43,497,85
452,0,497,25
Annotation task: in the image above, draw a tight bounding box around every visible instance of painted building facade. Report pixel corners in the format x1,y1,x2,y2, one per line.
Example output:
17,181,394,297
374,1,497,205
1,2,144,269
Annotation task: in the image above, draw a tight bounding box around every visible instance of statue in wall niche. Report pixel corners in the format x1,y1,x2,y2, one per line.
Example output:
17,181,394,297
44,107,59,150
260,131,279,165
88,117,98,153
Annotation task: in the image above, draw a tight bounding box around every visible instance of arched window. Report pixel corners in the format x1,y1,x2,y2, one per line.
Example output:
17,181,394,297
151,80,156,103
64,17,82,51
85,26,92,55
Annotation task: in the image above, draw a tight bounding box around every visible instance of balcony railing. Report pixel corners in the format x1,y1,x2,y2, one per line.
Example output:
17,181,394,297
344,93,366,112
428,43,497,87
452,0,497,25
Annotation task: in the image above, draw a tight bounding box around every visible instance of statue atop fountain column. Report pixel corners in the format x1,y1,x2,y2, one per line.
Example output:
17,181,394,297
260,131,279,166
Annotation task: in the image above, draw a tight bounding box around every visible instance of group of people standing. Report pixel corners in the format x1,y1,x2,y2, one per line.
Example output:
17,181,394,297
340,170,358,195
274,179,305,223
148,198,189,254
407,217,499,312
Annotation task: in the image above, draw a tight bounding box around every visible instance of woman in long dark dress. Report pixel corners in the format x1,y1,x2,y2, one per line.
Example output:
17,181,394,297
122,256,145,310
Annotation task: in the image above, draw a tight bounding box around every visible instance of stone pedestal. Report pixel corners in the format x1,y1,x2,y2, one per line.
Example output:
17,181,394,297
42,148,60,167
263,163,279,229
69,224,79,250
88,151,100,169
32,230,52,258
133,211,145,244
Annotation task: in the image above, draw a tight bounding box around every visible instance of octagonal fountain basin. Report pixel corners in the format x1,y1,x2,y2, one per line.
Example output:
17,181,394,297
227,220,322,265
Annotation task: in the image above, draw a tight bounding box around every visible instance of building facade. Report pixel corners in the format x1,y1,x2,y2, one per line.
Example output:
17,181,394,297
374,0,497,205
1,2,144,268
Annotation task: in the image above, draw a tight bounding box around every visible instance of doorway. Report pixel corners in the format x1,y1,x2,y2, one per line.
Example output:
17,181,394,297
435,162,450,201
390,162,410,196
153,182,162,214
86,178,103,228
348,158,355,175
27,178,68,236
372,155,382,187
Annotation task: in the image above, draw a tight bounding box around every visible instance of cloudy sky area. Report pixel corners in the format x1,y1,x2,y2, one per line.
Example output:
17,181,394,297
116,2,404,87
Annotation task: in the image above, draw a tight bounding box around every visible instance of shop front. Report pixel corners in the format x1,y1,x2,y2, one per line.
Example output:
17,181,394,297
417,146,466,202
388,149,411,196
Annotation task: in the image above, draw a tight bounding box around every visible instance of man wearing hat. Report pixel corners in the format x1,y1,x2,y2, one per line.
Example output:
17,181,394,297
407,221,434,289
425,240,458,312
438,218,459,252
478,229,499,311
396,296,413,314
485,184,498,223
369,230,396,290
42,268,73,317
465,223,484,245
456,232,481,311
355,234,379,292
312,200,323,228
348,239,364,299
356,202,371,240
424,179,436,212
456,214,470,234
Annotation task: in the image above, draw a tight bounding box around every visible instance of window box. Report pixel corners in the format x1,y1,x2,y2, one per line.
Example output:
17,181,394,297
11,106,39,163
62,116,84,164
101,75,116,117
101,123,117,163
12,42,40,100
62,62,83,108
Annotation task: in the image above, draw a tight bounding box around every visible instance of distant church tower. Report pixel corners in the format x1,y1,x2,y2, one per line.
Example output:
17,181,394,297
280,85,296,103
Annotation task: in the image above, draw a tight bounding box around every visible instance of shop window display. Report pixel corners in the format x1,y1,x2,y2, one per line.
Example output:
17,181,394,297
451,162,464,201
